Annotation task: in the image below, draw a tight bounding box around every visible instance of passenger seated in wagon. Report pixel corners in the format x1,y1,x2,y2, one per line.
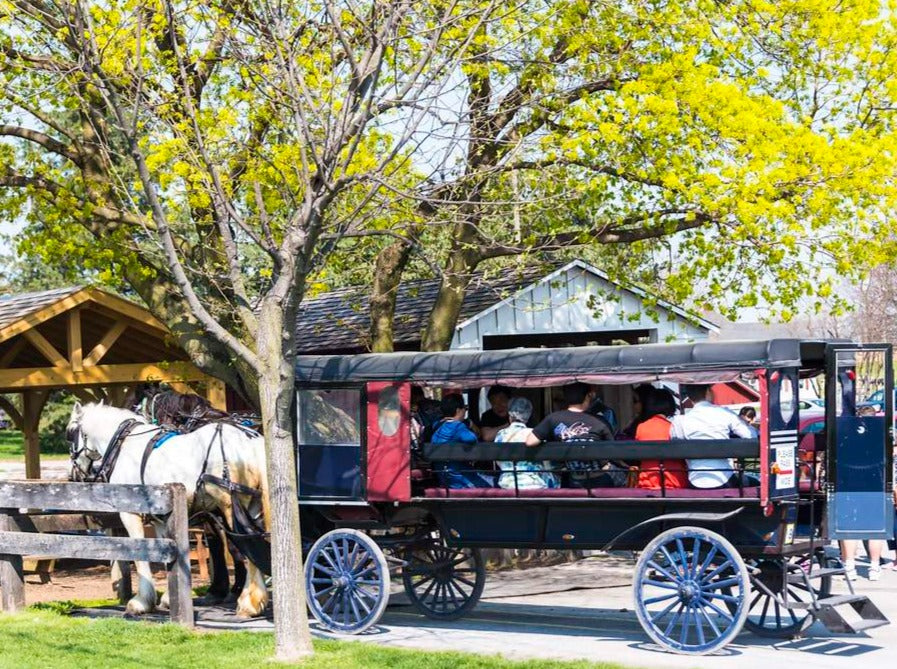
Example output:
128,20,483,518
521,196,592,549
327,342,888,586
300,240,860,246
431,393,494,489
476,385,512,442
636,386,689,490
525,382,626,488
495,397,559,490
671,384,756,489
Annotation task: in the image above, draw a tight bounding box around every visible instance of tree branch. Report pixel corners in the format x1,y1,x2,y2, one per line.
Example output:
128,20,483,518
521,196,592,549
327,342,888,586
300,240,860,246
0,125,81,164
76,3,261,373
480,210,714,259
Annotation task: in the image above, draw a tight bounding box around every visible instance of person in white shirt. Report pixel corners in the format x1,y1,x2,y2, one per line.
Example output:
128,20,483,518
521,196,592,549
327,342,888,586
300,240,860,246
671,384,754,488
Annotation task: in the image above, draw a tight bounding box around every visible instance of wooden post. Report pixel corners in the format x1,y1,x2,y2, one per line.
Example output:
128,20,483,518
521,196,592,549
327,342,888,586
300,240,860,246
67,309,83,372
106,385,126,407
205,378,227,411
164,484,194,628
0,511,25,612
22,390,49,480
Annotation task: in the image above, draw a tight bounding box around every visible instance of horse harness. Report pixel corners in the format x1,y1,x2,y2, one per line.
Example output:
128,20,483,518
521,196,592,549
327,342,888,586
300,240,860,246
73,413,272,574
70,418,143,483
193,422,272,575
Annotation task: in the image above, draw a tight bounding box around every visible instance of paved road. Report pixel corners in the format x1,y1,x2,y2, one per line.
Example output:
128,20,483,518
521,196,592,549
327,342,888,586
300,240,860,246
181,554,897,668
309,562,897,669
0,458,69,480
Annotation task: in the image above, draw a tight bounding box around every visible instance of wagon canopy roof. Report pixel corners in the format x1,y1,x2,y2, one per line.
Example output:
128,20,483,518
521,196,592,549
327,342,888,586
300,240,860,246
294,339,830,387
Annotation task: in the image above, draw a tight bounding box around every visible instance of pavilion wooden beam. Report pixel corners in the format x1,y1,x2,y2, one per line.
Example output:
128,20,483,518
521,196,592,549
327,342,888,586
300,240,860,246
206,377,227,411
0,395,23,431
22,330,66,367
167,382,195,396
0,339,27,368
0,362,208,390
0,290,91,343
22,390,50,479
0,288,170,344
67,309,83,372
84,321,127,367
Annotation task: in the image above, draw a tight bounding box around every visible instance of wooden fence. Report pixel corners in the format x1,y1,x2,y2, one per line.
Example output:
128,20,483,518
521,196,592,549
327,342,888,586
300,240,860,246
0,480,193,627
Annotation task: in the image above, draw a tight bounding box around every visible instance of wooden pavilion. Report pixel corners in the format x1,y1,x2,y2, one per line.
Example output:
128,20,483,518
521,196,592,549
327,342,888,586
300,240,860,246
0,287,226,478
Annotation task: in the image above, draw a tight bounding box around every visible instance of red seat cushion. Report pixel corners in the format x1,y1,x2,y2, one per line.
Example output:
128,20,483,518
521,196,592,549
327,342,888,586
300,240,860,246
421,486,760,499
664,486,760,498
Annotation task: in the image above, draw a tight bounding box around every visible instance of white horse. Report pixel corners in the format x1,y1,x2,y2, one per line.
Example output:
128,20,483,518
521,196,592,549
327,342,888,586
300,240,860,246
66,402,270,618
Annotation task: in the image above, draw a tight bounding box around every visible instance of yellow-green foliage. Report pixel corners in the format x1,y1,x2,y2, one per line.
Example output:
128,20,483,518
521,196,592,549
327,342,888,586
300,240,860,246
2,1,897,322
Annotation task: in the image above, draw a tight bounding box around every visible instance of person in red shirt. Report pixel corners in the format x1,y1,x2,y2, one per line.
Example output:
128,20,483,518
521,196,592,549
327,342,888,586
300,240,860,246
636,387,689,490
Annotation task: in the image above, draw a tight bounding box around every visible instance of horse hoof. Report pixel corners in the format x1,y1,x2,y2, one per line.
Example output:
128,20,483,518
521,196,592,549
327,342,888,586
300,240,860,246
125,600,152,616
235,608,256,619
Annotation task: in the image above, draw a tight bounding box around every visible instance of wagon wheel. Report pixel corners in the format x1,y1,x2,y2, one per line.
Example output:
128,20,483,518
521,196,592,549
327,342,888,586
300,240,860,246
402,539,486,620
736,555,832,638
633,526,750,655
304,529,390,634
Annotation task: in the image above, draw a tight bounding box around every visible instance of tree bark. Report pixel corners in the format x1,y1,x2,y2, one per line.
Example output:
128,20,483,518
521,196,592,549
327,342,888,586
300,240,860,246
256,300,313,660
421,247,479,352
369,239,415,353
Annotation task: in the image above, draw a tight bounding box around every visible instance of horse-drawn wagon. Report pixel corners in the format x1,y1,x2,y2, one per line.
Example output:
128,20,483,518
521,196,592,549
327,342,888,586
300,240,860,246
294,339,894,654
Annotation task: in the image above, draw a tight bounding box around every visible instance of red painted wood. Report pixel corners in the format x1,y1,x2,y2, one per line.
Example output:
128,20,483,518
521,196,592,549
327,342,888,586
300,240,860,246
711,381,760,405
758,371,770,507
366,382,411,502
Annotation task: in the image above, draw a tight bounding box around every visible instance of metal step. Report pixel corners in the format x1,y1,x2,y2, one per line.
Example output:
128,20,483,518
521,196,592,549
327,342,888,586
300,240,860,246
813,594,890,634
785,567,844,583
847,619,890,633
788,594,866,610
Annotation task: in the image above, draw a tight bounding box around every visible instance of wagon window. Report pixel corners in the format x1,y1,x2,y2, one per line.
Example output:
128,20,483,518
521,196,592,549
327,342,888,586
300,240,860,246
769,368,799,430
377,386,401,437
296,388,362,499
779,375,797,425
297,388,361,445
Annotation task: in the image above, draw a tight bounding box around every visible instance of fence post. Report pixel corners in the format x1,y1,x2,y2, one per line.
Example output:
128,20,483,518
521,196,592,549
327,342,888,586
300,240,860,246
164,484,194,628
0,510,25,612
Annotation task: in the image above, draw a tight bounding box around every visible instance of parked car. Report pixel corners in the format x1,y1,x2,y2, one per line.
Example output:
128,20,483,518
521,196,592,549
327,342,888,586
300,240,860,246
858,388,895,413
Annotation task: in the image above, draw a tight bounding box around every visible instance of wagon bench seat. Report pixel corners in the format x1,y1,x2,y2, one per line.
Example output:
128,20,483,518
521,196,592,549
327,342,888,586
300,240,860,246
421,486,761,499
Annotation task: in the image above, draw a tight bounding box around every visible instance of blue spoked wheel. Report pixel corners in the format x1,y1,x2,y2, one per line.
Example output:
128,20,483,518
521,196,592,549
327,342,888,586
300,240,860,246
304,529,390,634
633,527,749,655
402,540,485,620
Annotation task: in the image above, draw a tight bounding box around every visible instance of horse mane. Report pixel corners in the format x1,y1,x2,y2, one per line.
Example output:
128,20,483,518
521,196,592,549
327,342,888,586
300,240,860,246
82,403,146,423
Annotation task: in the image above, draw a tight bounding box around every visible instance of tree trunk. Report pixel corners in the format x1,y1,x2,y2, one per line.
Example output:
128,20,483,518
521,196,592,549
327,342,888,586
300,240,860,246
369,239,414,353
256,302,313,660
421,250,478,352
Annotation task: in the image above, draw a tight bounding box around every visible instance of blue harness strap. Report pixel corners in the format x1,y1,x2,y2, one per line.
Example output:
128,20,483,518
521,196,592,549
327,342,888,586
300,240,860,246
153,431,178,449
139,430,179,484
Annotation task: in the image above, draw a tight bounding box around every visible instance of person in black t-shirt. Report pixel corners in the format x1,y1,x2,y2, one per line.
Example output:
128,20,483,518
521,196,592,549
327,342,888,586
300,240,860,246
526,382,623,487
477,385,512,442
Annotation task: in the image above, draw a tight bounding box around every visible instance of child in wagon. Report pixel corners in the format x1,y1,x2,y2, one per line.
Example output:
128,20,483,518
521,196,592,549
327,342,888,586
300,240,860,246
431,393,494,488
495,397,559,489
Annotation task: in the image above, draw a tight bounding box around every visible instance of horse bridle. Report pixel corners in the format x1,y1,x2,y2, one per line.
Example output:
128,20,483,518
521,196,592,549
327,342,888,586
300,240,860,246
68,418,142,483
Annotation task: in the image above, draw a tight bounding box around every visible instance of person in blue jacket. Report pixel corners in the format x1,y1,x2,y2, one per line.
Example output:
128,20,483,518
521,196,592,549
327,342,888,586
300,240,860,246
431,394,494,488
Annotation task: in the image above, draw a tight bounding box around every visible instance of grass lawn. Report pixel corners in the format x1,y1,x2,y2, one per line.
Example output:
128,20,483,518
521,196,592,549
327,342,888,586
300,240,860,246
0,430,70,460
0,603,636,669
0,429,23,457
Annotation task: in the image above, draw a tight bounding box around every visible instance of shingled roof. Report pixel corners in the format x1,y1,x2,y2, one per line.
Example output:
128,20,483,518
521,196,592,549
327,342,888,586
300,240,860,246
295,265,554,354
0,286,82,332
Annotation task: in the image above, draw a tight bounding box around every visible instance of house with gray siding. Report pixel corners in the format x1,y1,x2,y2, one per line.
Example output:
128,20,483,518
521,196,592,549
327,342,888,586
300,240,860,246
296,259,717,354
